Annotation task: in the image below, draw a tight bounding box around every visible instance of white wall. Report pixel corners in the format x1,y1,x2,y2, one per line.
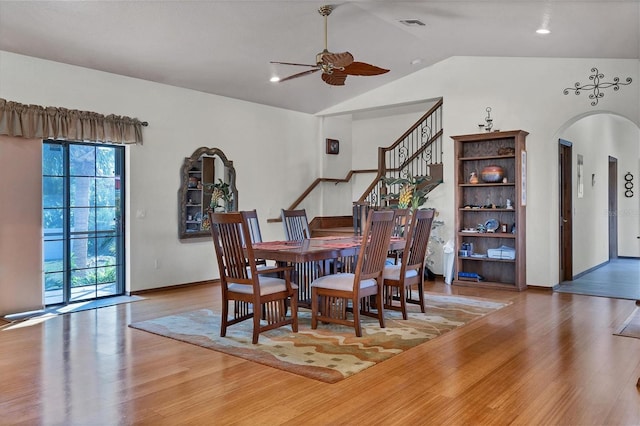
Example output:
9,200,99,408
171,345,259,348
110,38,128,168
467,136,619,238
320,56,640,287
320,115,353,218
0,51,320,298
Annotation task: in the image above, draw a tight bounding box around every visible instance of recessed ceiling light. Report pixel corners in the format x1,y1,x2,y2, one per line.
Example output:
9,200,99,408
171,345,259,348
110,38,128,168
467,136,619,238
411,58,422,66
536,28,550,34
270,76,280,82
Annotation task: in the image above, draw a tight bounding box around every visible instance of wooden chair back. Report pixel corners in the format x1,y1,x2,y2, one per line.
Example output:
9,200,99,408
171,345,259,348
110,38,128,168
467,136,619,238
392,208,411,237
353,209,396,286
281,209,311,240
243,209,263,244
241,209,269,267
209,211,257,288
402,209,435,273
209,210,298,343
382,208,435,318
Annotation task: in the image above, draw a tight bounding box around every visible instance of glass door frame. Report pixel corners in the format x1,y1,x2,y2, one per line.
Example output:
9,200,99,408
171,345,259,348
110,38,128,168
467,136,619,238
42,140,126,306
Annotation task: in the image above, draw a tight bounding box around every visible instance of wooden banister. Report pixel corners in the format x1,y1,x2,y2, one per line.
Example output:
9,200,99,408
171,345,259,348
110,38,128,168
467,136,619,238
266,169,377,223
268,97,444,223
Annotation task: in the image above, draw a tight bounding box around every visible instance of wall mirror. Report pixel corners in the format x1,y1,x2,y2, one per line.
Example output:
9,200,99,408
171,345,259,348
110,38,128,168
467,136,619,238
179,147,238,239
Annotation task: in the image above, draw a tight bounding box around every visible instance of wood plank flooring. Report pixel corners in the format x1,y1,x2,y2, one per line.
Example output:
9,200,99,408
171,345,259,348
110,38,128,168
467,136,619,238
1,280,639,425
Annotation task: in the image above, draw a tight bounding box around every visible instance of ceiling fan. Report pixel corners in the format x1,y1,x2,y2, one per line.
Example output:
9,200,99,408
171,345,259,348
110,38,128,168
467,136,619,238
270,5,389,86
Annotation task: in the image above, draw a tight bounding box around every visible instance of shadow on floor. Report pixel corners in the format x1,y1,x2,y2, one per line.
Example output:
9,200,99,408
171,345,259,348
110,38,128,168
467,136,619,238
555,258,640,300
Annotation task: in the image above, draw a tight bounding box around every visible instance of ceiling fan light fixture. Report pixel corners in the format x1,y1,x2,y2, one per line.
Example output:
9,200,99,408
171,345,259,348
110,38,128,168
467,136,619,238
269,4,389,86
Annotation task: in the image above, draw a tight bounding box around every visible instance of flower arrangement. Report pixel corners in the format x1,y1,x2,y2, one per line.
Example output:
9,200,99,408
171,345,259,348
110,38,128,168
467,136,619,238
203,179,233,211
381,173,445,274
381,174,432,210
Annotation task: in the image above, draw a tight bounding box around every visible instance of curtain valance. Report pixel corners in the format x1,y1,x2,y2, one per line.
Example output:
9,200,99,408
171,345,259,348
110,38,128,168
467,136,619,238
0,98,145,144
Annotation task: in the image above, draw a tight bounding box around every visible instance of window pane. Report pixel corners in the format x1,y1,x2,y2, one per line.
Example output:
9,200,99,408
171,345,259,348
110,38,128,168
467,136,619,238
70,207,95,235
43,240,64,272
95,178,116,207
96,266,116,285
96,146,115,177
70,177,95,207
69,145,95,177
43,208,64,234
44,272,64,292
96,207,116,232
43,143,64,176
43,176,63,208
70,268,96,285
96,236,116,263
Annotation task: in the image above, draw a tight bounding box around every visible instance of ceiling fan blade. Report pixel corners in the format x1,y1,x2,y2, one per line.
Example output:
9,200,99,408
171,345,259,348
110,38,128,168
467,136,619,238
321,70,347,86
270,61,318,67
278,68,320,83
321,51,354,68
343,62,390,76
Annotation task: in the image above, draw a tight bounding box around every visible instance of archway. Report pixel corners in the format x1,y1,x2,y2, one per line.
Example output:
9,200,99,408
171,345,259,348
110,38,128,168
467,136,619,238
554,112,640,298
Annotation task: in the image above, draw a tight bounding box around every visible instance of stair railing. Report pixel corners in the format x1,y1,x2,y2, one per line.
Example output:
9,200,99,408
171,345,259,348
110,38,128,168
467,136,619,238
266,169,377,223
267,97,443,222
356,97,443,208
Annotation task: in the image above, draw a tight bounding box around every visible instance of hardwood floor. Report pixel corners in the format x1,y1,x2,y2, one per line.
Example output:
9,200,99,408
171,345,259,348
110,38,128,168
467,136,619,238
1,280,639,425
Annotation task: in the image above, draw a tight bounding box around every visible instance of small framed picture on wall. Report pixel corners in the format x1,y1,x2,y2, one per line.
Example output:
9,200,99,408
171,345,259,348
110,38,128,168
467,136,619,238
326,138,339,155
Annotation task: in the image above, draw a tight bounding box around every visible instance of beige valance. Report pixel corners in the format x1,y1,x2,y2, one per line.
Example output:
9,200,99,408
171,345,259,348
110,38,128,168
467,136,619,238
0,98,145,144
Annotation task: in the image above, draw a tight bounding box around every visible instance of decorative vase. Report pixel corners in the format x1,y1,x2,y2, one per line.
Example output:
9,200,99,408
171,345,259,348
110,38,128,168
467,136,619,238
481,165,505,183
469,172,479,184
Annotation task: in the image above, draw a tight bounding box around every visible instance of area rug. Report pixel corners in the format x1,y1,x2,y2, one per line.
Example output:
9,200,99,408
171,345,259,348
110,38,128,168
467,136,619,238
129,294,510,383
614,307,640,339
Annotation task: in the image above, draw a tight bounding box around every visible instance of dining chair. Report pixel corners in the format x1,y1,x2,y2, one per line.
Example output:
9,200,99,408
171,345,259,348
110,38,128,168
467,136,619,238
382,208,435,319
209,211,298,344
310,209,396,337
280,208,324,303
388,208,411,265
243,209,269,268
281,208,311,240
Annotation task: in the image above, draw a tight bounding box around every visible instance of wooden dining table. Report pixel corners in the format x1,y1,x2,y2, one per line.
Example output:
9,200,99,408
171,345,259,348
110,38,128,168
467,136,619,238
252,235,405,306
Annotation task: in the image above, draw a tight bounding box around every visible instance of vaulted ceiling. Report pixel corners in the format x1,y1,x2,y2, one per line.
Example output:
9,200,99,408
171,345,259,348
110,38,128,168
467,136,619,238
0,1,638,114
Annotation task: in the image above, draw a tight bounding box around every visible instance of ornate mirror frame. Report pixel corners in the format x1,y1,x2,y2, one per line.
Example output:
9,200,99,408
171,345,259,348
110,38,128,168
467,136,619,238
178,147,238,239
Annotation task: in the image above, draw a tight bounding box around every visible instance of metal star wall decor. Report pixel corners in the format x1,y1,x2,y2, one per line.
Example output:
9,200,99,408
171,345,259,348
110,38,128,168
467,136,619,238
563,67,632,106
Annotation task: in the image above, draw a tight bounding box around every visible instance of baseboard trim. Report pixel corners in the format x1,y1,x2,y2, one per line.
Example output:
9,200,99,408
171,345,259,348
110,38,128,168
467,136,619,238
527,285,554,292
572,260,610,280
131,279,219,295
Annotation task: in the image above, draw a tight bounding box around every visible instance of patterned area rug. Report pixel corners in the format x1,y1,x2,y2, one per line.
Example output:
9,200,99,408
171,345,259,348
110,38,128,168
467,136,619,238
129,294,510,383
614,307,640,339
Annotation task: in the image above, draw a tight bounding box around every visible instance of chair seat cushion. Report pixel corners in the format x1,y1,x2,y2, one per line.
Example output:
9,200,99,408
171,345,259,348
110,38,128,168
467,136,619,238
229,277,297,295
383,264,419,280
310,273,376,291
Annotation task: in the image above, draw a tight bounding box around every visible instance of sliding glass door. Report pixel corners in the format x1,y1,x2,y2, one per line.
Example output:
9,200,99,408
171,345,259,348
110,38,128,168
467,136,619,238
42,141,125,306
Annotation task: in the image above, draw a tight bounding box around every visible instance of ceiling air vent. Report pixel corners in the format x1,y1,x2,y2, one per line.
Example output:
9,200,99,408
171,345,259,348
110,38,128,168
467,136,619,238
399,19,425,27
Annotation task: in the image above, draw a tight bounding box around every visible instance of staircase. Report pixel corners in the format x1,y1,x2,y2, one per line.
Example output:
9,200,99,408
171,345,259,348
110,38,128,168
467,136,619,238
269,98,444,228
355,98,444,208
